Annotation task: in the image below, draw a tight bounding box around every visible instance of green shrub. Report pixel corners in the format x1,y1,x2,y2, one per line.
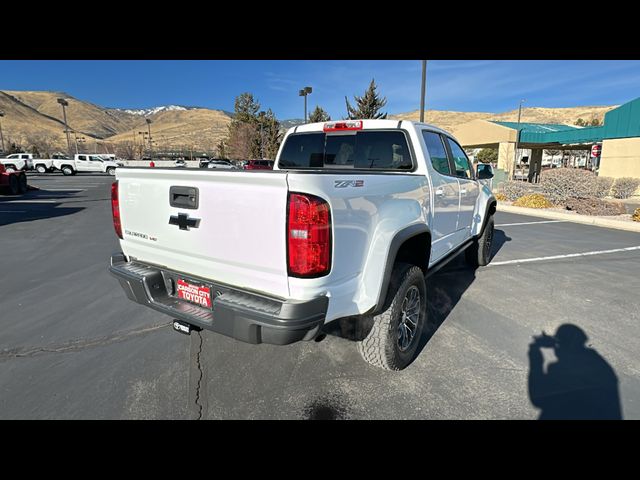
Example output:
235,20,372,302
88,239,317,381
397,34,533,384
513,194,553,209
500,181,533,201
611,177,640,199
595,176,614,198
632,208,640,222
564,198,626,216
540,168,598,203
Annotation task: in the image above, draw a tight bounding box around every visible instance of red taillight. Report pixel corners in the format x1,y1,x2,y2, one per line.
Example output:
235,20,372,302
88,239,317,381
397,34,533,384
111,181,123,239
323,120,363,132
287,193,331,277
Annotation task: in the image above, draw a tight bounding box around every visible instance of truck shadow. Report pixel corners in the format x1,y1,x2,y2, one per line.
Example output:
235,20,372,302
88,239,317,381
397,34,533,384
321,229,512,367
0,189,86,227
417,228,511,356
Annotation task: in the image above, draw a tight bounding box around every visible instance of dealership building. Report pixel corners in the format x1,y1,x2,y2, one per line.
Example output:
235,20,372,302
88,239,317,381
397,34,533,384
454,96,640,181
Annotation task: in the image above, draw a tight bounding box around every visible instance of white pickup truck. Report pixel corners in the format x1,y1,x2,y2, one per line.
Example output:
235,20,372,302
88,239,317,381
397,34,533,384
0,153,34,172
109,120,496,370
53,154,123,176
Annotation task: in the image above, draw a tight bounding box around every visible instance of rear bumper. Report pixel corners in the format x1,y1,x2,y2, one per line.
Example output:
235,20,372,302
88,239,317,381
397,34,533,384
109,252,327,345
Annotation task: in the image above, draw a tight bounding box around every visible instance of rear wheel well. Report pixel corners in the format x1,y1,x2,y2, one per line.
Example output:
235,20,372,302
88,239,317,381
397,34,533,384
394,232,431,275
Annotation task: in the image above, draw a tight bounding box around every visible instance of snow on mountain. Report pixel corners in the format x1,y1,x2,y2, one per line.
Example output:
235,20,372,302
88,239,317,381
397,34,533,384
117,105,189,116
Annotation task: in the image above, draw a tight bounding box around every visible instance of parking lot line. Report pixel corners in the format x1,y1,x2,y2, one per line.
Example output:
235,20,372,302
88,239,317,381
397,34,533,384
1,200,59,204
40,189,86,191
496,220,566,227
489,245,640,267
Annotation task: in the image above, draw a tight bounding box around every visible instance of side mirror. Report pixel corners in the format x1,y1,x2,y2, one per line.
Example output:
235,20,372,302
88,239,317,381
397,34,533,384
477,164,494,179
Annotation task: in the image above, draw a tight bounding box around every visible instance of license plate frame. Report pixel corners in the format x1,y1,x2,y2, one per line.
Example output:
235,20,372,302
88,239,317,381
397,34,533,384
176,278,213,310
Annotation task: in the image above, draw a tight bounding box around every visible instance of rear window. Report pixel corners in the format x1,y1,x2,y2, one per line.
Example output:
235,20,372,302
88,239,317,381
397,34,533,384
278,131,413,170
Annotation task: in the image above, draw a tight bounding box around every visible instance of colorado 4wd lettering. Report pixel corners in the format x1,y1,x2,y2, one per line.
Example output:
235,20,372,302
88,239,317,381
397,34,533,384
124,230,157,242
334,180,364,188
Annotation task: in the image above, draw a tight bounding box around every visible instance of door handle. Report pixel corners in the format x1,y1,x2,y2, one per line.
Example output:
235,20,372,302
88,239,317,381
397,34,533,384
435,189,445,196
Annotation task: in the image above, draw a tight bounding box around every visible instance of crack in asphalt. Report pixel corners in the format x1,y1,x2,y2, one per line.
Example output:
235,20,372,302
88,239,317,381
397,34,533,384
193,331,204,420
0,323,170,361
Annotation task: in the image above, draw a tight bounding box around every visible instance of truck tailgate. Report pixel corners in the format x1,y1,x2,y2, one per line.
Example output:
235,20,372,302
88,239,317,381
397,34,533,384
116,168,290,298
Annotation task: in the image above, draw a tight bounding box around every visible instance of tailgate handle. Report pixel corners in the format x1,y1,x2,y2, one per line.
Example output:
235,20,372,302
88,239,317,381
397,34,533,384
170,186,199,209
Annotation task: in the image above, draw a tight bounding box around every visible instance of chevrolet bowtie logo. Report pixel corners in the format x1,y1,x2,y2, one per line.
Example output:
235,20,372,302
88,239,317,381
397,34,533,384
169,213,200,231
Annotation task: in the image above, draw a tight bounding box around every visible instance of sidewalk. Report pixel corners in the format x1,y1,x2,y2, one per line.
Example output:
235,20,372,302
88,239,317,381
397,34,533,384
497,203,640,233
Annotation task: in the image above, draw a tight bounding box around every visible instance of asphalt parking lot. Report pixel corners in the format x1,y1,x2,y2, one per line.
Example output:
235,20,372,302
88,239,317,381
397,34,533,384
1,172,639,419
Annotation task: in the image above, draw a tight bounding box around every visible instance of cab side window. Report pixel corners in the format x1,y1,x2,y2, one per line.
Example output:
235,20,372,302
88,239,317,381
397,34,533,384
422,131,451,176
446,138,473,179
78,155,87,161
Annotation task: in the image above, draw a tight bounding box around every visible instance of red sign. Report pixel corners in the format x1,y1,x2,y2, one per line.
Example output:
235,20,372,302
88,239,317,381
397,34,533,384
177,279,212,309
591,145,602,157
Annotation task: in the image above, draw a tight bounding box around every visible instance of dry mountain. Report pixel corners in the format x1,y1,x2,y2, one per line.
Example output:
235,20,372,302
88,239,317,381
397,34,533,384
0,90,232,153
0,89,616,155
391,105,616,134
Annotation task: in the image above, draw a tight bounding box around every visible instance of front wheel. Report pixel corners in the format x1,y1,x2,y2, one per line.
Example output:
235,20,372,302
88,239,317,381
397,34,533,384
357,263,426,371
61,166,74,176
466,215,494,267
36,165,47,174
106,167,116,176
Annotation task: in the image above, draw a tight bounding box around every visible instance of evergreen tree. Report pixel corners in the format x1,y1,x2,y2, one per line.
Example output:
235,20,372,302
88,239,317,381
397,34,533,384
234,93,260,123
345,79,387,120
308,106,331,123
216,140,227,159
256,109,282,160
226,92,261,159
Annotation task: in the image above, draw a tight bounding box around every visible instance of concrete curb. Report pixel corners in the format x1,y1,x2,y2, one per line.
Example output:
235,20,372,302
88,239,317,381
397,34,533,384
497,204,640,233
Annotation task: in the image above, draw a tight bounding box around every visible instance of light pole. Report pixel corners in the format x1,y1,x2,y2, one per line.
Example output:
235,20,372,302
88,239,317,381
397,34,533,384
0,110,5,153
419,60,427,122
299,86,312,123
512,99,525,180
145,118,153,157
57,98,72,158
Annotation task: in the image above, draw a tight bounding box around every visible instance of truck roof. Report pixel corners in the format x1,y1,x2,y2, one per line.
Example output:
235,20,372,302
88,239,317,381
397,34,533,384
288,119,453,137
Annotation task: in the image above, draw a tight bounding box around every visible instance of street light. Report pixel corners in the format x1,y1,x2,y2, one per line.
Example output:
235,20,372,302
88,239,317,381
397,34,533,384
145,118,153,156
0,110,5,153
57,98,72,158
512,99,525,180
419,60,427,123
298,86,312,123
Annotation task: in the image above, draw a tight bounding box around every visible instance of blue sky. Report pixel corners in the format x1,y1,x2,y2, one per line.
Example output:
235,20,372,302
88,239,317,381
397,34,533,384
1,60,639,119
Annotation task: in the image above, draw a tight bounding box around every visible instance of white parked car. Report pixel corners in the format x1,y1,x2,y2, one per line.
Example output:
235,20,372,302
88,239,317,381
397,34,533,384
206,160,236,169
109,119,496,371
53,154,121,176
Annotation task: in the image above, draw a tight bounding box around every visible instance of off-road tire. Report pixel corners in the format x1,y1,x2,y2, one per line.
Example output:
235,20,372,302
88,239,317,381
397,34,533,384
61,165,74,176
5,165,16,173
357,263,426,371
106,167,116,176
36,165,47,174
466,215,494,267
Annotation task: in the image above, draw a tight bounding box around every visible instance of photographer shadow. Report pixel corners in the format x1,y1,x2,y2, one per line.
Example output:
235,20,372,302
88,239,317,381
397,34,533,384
528,324,622,420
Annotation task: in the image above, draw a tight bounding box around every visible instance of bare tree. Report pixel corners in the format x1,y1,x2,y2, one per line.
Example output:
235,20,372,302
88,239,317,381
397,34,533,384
227,122,259,160
115,142,137,160
25,133,60,157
